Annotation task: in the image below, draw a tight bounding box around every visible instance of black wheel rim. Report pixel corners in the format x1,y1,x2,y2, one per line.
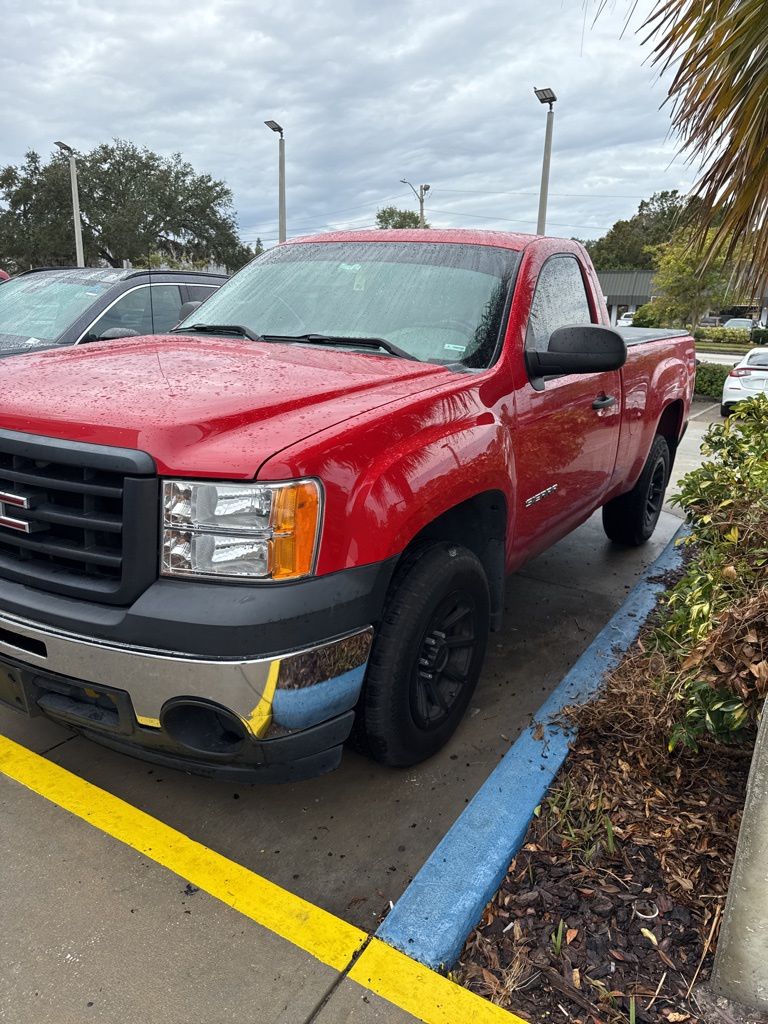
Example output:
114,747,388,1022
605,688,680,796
644,458,666,529
411,590,478,730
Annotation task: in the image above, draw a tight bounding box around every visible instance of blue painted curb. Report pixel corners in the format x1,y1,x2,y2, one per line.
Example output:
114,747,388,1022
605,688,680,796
377,524,689,970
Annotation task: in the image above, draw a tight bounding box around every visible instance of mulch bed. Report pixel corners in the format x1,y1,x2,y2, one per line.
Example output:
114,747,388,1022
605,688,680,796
457,613,755,1024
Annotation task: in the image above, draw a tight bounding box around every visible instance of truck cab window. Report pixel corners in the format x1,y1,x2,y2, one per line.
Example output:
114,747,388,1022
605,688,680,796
525,256,593,354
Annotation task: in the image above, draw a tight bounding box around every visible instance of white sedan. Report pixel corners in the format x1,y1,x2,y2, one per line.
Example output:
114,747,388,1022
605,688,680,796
721,347,768,415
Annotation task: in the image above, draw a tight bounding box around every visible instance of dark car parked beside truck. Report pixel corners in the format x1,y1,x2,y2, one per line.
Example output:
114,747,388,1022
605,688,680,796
0,230,695,780
0,266,226,357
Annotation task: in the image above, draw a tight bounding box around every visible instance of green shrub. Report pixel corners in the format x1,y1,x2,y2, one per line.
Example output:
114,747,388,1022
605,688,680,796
752,327,768,345
693,362,730,398
693,326,753,345
664,396,768,748
630,303,662,328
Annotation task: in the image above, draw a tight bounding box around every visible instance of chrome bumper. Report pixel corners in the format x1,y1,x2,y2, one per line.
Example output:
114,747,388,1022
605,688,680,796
0,609,373,739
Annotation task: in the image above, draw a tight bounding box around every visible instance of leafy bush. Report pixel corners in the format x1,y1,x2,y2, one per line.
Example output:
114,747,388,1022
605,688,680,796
693,362,730,398
752,327,768,345
630,303,662,328
693,326,754,345
664,396,768,748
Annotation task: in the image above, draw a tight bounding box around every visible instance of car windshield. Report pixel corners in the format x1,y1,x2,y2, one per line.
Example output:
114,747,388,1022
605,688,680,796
726,319,752,329
0,270,120,351
178,240,521,368
746,352,768,368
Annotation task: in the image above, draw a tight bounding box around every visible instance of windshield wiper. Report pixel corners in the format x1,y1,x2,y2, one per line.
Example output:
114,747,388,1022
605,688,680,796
262,333,419,361
172,323,264,342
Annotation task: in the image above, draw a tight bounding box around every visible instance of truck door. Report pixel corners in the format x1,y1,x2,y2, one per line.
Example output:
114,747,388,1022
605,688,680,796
512,253,622,558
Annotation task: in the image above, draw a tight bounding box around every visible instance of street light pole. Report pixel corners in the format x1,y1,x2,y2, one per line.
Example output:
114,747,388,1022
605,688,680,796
55,141,84,267
400,179,430,228
533,88,557,236
265,120,286,243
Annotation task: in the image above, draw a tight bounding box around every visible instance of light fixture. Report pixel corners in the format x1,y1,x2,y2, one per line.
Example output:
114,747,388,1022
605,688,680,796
534,87,557,106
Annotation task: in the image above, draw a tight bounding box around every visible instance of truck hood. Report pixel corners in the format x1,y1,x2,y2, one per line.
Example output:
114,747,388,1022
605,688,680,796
0,335,451,476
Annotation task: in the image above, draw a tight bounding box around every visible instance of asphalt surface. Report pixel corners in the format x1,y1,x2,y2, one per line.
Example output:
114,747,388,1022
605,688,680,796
0,401,719,1023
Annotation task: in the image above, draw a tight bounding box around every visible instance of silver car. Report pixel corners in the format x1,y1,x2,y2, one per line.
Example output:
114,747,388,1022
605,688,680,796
721,347,768,415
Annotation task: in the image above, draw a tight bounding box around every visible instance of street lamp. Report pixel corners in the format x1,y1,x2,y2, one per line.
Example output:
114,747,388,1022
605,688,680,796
400,179,430,228
533,87,557,235
55,141,84,266
265,120,286,243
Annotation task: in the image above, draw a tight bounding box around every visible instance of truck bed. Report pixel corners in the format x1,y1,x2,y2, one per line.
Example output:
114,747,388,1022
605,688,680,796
617,327,690,346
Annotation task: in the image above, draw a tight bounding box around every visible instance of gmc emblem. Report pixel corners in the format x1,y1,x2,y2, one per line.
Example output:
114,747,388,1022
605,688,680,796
0,490,32,534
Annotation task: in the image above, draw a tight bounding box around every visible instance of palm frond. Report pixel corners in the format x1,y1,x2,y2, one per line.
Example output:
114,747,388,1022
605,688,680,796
644,0,768,293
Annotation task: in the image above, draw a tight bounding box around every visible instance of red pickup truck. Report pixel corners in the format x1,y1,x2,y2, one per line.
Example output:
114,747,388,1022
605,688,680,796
0,230,694,781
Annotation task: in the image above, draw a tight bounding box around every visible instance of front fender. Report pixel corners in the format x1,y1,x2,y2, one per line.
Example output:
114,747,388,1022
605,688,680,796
258,382,516,575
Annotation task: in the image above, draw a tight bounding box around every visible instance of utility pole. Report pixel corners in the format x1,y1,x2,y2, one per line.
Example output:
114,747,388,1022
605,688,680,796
708,707,768,1013
401,179,430,227
54,141,85,266
533,87,557,235
265,120,286,243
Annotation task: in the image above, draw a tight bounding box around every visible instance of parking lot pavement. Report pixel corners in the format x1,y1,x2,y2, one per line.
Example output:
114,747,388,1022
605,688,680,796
0,776,343,1024
0,413,709,1022
665,397,720,514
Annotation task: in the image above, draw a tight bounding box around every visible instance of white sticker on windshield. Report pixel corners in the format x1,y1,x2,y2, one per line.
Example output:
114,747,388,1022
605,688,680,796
444,343,467,353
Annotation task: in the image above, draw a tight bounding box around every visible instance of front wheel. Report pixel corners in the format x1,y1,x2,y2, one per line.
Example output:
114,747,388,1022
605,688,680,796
355,543,490,766
602,435,670,547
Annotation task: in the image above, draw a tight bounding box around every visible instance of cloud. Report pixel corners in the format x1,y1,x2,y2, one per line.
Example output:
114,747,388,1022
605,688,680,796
0,0,694,247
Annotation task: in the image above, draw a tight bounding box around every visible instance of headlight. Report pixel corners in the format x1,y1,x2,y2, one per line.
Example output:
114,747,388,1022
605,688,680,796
161,479,321,581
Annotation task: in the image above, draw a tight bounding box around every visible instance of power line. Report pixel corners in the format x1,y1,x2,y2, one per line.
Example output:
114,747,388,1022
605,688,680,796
425,207,609,232
430,186,673,200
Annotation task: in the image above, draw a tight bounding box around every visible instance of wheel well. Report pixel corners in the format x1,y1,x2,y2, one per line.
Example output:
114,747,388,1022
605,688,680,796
656,400,684,469
398,491,507,631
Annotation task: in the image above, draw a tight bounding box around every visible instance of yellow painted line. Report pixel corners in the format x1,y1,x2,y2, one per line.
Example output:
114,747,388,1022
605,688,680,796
350,938,528,1024
0,733,526,1024
0,734,364,972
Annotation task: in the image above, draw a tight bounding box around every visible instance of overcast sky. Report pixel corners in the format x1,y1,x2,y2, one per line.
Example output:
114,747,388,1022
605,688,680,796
1,0,695,248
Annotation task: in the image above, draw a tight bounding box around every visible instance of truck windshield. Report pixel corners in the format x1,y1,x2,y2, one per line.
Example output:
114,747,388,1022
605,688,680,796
178,241,520,368
0,270,116,351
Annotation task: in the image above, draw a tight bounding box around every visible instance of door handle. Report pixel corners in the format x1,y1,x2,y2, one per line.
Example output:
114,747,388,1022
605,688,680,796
592,394,616,410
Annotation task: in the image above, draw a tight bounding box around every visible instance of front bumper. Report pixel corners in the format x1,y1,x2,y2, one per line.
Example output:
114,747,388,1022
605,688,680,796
0,560,396,781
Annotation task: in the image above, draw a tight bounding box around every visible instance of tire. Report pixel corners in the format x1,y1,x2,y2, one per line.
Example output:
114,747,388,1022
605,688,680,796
720,404,730,418
602,435,671,547
354,542,490,767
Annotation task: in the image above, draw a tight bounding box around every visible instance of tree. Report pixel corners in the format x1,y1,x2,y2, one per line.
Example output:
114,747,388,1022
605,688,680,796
646,227,747,327
581,191,690,270
375,206,427,229
0,140,252,272
645,0,768,292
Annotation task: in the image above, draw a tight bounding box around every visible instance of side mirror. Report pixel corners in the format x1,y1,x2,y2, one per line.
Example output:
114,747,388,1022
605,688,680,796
175,300,202,327
526,324,627,379
96,327,140,341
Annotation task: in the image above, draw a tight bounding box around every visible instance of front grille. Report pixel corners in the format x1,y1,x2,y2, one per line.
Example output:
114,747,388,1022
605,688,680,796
0,429,158,605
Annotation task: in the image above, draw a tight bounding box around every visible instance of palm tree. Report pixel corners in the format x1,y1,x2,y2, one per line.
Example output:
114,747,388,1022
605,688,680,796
636,6,768,1008
641,0,768,291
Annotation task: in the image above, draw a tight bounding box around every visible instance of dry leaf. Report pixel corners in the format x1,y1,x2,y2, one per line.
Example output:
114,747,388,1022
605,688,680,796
566,928,578,944
641,927,658,946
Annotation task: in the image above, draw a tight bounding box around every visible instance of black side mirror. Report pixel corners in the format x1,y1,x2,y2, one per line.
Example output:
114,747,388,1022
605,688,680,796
175,300,202,327
526,324,627,380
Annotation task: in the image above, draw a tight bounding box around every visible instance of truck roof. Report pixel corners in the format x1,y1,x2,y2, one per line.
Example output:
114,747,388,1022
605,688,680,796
286,228,554,251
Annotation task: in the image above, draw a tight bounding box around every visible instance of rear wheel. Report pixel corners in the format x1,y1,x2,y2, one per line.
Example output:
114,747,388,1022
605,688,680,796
602,435,670,547
355,542,490,766
720,404,731,418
